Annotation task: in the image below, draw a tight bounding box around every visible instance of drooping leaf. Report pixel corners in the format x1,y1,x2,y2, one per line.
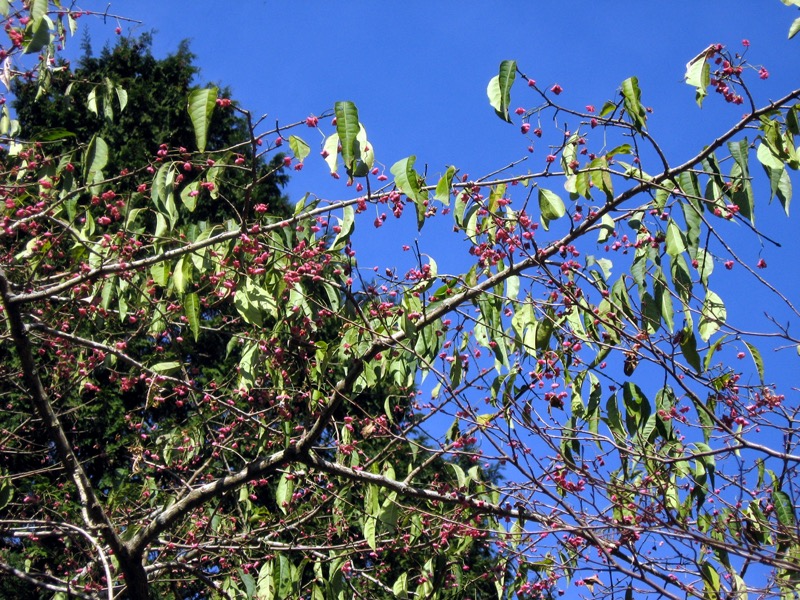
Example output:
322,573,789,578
728,138,754,222
289,135,311,163
275,472,294,515
756,143,792,215
115,85,128,112
620,76,647,131
23,14,51,55
187,87,218,152
790,16,800,39
684,46,712,107
335,100,361,173
391,156,427,230
597,213,616,243
680,326,702,373
322,133,340,174
84,134,108,183
743,341,765,383
538,188,566,230
435,165,456,204
184,292,201,341
773,490,796,527
487,60,517,122
331,205,355,251
665,220,686,257
699,290,726,342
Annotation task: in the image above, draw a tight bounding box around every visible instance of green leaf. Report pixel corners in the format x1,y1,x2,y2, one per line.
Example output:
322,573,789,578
180,181,199,212
773,490,796,527
597,213,616,243
790,16,800,39
728,138,754,222
700,562,721,596
86,87,98,115
0,469,12,511
538,188,565,230
685,47,712,107
30,0,47,21
743,341,765,383
699,290,726,342
703,334,727,373
238,342,258,390
695,248,714,288
391,155,425,203
692,442,716,489
435,166,455,205
487,60,517,122
84,135,108,182
33,128,76,142
331,205,355,251
391,156,427,230
589,155,614,199
151,361,181,373
605,393,627,443
184,293,201,342
393,573,408,597
680,327,701,373
620,76,647,131
364,516,377,551
289,135,310,163
172,256,191,294
756,143,792,215
24,15,51,55
115,85,128,112
623,382,650,435
150,262,169,287
187,87,218,152
335,101,361,173
322,133,340,174
599,100,617,118
665,220,686,257
275,472,294,515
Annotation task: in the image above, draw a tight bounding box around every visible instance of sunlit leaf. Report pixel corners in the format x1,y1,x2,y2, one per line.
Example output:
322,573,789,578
620,76,647,131
773,490,796,527
289,135,311,163
665,220,686,257
187,87,218,152
684,46,713,107
331,205,355,251
84,134,108,182
790,16,800,39
275,472,294,515
23,14,51,55
487,60,517,122
391,155,427,230
680,326,701,373
699,290,726,342
335,100,361,173
435,165,456,204
538,188,565,230
743,341,765,383
184,292,200,341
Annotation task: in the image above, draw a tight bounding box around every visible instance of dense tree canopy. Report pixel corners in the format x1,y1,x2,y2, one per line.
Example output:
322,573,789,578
2,2,800,600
